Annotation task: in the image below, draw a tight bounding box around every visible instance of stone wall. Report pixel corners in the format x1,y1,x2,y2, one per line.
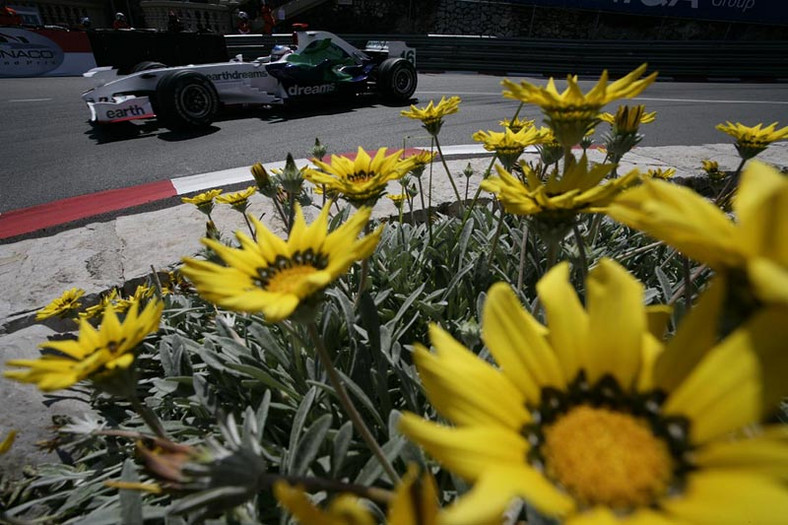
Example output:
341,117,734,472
280,0,786,40
431,0,788,40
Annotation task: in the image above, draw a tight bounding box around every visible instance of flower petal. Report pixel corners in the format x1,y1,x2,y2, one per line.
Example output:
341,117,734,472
605,179,742,270
398,414,525,482
654,277,724,393
694,427,788,481
483,282,565,404
536,262,589,382
413,339,529,429
661,471,788,525
440,467,574,525
660,306,788,443
734,161,788,266
585,259,645,388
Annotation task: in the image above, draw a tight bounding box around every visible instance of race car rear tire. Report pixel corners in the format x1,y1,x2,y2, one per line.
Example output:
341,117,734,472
131,61,167,72
154,71,219,131
377,58,417,102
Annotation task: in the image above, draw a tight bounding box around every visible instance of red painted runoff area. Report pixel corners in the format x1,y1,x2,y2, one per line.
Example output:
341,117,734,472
0,180,176,240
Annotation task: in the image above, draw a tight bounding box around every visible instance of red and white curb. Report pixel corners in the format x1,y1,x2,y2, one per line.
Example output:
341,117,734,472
0,145,499,240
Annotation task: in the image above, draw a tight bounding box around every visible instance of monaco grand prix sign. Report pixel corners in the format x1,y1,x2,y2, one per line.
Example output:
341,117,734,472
515,0,787,25
0,28,96,77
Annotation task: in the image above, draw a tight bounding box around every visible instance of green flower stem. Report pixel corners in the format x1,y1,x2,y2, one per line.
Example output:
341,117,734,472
516,220,530,293
396,195,406,246
416,173,427,214
572,223,589,286
355,223,372,306
714,157,747,207
306,322,400,484
272,197,289,230
130,394,167,440
149,265,164,300
546,237,560,274
457,154,498,239
280,321,307,390
427,138,435,247
287,191,297,233
433,134,463,206
486,204,506,267
588,213,603,248
669,264,708,306
242,213,257,242
683,255,692,310
617,240,661,262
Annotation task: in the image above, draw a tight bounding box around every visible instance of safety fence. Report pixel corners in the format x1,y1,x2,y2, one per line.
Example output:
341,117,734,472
226,33,788,80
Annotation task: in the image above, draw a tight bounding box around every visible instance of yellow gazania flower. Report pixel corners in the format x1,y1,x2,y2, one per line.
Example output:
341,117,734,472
502,64,657,147
716,121,788,160
472,126,550,157
409,150,437,169
78,288,119,321
499,116,535,133
35,287,85,321
275,464,445,525
599,105,656,134
0,430,17,454
5,300,163,392
644,167,676,180
182,188,222,217
304,147,417,206
182,188,222,205
408,150,437,178
400,96,461,135
130,284,154,302
400,259,788,525
481,154,638,238
181,204,381,322
701,159,726,182
387,193,407,209
251,162,272,191
215,186,257,211
606,160,788,307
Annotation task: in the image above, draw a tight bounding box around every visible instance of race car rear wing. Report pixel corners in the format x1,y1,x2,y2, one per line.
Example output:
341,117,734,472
364,40,416,66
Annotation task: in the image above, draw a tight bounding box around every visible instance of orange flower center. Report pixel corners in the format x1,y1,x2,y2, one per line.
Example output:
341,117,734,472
256,251,328,294
266,265,319,294
542,405,673,510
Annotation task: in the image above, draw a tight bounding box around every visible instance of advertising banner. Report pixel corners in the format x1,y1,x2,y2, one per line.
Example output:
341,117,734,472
0,28,97,77
510,0,788,26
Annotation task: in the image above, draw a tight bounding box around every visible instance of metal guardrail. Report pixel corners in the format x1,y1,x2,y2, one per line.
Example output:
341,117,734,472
225,33,788,79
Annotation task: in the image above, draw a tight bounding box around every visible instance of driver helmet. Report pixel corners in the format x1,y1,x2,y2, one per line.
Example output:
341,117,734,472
270,44,292,61
237,11,248,20
115,12,126,20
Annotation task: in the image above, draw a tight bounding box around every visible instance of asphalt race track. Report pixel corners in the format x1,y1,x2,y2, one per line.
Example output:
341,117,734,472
1,72,787,214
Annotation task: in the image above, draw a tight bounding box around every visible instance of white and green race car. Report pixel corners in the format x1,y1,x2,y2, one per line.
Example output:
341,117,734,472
82,30,416,130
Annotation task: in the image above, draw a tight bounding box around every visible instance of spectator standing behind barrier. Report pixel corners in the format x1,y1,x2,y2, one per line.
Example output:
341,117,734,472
236,11,250,34
113,12,129,29
261,2,275,35
0,2,22,26
167,10,183,33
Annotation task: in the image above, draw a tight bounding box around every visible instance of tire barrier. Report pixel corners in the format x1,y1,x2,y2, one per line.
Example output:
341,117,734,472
226,33,788,80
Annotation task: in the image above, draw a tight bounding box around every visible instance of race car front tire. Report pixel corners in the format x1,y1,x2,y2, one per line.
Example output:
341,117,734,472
154,71,219,131
377,58,417,102
132,61,167,73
